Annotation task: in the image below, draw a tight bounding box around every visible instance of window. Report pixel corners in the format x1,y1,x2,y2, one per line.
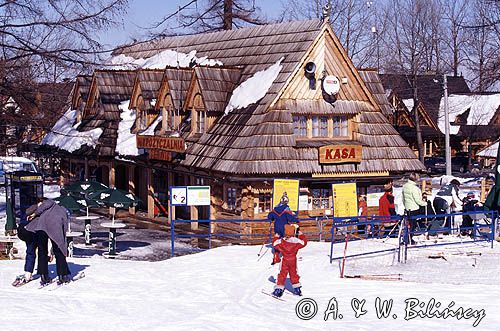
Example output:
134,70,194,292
227,187,237,210
258,193,272,214
197,110,206,133
333,116,348,137
293,116,307,136
311,188,330,209
312,116,328,137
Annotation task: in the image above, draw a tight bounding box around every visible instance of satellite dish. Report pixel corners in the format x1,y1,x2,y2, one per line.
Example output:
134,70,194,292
322,75,340,95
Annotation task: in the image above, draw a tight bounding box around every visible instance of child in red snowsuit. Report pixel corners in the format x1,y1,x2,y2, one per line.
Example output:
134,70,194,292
272,224,307,297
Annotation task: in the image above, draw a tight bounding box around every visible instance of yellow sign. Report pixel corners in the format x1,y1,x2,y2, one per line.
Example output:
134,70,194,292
332,183,358,217
273,179,299,211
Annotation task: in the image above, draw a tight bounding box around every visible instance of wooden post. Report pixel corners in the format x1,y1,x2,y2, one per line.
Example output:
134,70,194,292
128,165,136,215
147,168,154,219
421,180,426,194
109,162,115,217
168,171,175,222
481,178,486,202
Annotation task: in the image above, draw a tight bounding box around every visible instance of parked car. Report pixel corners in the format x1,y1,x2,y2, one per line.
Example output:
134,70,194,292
424,156,446,174
0,157,38,175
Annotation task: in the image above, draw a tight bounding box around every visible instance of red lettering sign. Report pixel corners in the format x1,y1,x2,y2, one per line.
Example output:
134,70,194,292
318,145,362,164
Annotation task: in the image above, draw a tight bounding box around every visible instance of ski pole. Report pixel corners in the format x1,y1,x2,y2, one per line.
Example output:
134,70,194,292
340,231,349,278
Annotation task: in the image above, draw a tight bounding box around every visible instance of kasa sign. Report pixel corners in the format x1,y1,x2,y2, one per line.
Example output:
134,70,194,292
319,145,362,164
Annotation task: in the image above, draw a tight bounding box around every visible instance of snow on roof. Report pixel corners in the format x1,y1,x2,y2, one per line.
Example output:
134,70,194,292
42,109,103,153
115,100,140,156
106,49,222,70
140,115,162,136
402,98,414,111
478,141,498,158
224,57,283,115
438,94,500,134
0,156,34,164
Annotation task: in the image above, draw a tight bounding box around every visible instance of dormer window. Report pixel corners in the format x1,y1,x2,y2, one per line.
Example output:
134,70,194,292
197,110,206,133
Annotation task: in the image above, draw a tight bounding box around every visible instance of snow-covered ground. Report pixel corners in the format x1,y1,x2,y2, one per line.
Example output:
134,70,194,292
1,177,499,330
1,238,499,330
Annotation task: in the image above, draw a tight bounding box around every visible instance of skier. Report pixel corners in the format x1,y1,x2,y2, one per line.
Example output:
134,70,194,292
433,179,463,234
26,198,72,284
267,192,298,265
271,224,307,298
12,202,39,286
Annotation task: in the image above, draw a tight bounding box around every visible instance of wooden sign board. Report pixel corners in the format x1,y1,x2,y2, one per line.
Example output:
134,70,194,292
136,135,185,153
148,149,172,161
319,144,362,164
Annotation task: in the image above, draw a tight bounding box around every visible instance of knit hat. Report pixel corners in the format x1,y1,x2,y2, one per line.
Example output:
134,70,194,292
280,193,289,205
284,224,295,237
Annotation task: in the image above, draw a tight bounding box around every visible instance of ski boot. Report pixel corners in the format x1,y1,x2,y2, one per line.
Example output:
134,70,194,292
40,274,52,286
293,286,302,296
272,288,284,298
58,274,71,285
12,274,31,287
271,251,281,265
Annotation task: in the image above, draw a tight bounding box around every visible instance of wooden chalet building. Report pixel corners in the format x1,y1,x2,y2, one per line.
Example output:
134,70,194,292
380,74,471,157
46,19,424,225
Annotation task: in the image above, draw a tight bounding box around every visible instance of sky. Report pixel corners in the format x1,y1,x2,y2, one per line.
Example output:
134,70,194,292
98,0,283,49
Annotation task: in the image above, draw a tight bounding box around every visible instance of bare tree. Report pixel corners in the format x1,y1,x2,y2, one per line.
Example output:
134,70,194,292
280,0,381,68
441,0,470,77
153,0,267,34
463,0,500,92
0,0,127,155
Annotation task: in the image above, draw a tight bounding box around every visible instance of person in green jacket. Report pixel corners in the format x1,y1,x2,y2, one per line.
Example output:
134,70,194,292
402,173,427,244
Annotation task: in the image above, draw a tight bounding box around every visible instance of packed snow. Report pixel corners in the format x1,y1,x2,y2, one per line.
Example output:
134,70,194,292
107,49,222,70
224,58,284,115
1,235,500,329
115,100,140,156
438,94,500,135
2,177,500,330
42,109,103,153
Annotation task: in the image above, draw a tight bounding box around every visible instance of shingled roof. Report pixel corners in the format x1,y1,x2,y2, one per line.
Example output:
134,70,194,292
111,20,424,175
358,69,393,116
79,70,136,156
156,68,193,111
380,74,470,125
187,66,242,113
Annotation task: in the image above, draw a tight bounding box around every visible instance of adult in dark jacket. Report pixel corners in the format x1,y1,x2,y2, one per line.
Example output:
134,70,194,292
26,199,71,283
267,194,298,264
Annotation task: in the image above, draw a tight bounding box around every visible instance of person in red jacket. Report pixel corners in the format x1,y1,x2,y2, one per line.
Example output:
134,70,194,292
271,224,307,297
379,180,397,236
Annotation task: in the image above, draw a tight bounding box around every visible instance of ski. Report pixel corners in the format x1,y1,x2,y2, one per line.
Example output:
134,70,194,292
12,274,36,287
49,272,86,291
261,289,286,302
344,274,402,281
38,278,57,289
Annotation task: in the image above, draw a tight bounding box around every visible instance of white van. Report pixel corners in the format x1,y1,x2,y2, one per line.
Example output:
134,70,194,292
0,157,39,184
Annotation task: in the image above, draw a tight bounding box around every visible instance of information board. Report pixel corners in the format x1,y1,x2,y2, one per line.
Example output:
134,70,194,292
332,183,358,217
272,179,299,211
187,186,211,206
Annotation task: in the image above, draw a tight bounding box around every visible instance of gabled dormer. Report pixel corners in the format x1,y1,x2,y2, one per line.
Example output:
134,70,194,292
129,69,163,134
183,66,241,136
155,68,193,134
71,75,92,123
